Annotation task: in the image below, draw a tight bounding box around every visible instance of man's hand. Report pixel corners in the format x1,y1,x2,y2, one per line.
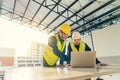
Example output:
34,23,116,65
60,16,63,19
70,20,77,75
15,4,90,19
97,63,108,66
67,64,71,66
57,64,64,67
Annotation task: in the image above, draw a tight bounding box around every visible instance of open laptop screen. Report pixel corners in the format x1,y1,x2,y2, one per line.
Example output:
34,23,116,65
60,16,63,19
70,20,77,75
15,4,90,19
71,51,96,68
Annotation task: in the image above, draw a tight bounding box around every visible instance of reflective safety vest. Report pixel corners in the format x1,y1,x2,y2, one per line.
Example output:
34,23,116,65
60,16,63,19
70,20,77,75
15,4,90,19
70,40,86,52
43,34,66,66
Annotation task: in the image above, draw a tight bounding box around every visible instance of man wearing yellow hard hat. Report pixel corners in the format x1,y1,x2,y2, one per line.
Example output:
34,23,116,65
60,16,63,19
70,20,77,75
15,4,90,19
42,23,71,67
66,31,107,66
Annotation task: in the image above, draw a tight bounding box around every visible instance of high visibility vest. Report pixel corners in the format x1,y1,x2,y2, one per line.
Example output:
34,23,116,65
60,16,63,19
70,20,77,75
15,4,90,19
43,34,66,66
70,40,86,52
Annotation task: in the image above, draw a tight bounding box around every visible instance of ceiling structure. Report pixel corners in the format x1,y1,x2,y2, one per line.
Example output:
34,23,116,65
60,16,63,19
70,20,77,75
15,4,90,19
0,0,120,35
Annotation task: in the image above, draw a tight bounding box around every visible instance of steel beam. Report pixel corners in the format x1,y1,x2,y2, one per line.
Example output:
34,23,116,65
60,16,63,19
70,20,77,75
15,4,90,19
33,0,77,25
11,0,17,19
70,0,116,26
21,0,31,22
72,5,120,32
30,0,45,24
80,13,120,33
43,0,78,30
36,0,61,27
49,0,96,33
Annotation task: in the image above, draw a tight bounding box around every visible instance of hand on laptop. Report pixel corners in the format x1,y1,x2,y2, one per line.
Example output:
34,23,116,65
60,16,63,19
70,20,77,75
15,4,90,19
97,63,108,66
67,64,71,66
57,64,64,67
57,64,71,68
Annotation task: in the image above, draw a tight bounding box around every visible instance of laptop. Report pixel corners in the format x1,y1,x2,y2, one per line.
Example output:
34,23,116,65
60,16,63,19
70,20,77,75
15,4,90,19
71,51,96,68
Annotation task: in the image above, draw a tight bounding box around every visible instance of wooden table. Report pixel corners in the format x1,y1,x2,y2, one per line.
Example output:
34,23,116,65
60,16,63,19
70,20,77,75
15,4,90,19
3,66,120,80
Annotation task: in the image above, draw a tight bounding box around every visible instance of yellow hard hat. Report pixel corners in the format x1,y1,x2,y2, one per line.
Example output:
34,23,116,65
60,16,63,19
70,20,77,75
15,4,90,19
72,31,81,39
59,23,71,35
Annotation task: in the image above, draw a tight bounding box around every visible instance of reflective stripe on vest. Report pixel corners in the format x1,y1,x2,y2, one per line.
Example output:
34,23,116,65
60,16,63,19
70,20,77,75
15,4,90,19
70,40,86,52
43,34,66,66
43,45,58,66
